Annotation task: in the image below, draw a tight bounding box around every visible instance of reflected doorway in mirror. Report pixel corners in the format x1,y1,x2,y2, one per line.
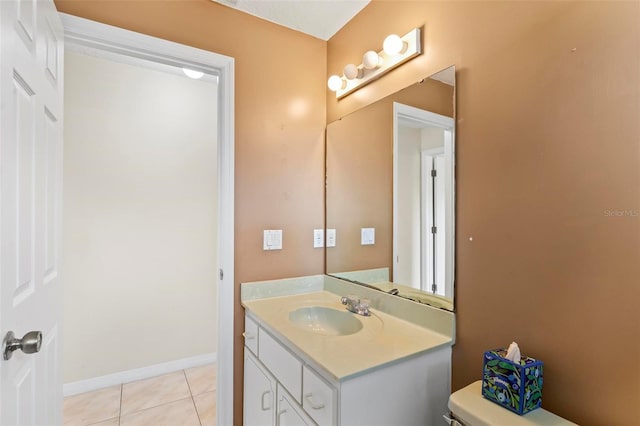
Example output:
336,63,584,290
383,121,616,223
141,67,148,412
393,103,454,300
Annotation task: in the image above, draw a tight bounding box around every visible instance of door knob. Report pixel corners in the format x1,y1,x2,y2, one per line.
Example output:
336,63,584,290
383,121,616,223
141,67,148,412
2,331,42,360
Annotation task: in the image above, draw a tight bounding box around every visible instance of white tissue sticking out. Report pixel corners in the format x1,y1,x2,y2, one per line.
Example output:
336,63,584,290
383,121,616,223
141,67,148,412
505,341,521,364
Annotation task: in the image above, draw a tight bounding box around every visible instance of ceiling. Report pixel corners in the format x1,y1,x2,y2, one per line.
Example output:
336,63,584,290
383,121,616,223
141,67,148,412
213,0,370,41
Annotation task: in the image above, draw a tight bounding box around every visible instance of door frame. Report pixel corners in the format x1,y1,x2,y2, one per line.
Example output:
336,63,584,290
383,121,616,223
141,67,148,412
60,14,235,426
420,147,444,293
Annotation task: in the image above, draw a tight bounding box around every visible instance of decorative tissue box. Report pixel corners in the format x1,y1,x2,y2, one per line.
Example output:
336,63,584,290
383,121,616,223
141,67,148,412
482,349,543,415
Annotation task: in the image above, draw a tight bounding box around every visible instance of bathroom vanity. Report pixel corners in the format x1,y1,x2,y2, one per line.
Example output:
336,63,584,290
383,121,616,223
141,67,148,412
238,64,460,426
241,275,455,426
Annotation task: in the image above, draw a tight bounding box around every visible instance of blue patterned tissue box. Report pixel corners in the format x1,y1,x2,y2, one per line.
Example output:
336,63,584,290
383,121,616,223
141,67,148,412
482,349,543,415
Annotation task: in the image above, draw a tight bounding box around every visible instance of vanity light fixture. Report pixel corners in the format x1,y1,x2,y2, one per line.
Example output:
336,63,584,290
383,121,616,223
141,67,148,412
343,63,361,80
383,34,407,55
327,74,346,91
327,27,422,99
362,51,382,70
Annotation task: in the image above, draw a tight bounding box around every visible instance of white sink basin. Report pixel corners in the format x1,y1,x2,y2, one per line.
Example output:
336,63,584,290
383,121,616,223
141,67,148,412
289,306,363,336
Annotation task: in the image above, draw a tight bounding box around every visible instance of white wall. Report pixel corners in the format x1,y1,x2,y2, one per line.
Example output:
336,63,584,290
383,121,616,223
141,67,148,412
63,52,218,382
421,127,445,151
396,126,446,290
396,126,422,287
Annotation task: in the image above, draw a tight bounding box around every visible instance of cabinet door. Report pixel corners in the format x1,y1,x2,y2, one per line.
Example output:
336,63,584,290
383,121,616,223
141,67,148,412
244,349,276,426
276,384,315,426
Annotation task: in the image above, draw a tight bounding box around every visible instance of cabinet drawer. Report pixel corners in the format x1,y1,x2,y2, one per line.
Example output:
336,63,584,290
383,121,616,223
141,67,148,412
244,315,259,355
259,330,302,404
302,365,336,425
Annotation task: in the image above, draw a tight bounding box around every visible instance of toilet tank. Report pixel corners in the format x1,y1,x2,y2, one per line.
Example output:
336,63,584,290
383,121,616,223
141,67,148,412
448,381,577,426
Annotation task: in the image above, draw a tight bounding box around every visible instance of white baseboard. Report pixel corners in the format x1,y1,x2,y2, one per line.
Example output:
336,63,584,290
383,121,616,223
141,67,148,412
63,352,217,397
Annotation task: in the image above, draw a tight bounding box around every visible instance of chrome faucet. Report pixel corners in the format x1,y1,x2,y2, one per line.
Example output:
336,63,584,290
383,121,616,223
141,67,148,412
341,295,370,316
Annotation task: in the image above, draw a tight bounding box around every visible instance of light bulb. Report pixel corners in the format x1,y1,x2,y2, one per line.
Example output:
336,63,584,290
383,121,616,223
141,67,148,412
327,75,345,92
183,68,204,79
362,51,382,70
343,64,360,80
383,34,406,55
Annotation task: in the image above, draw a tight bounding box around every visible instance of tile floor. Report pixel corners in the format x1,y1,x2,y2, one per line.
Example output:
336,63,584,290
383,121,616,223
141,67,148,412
63,363,216,426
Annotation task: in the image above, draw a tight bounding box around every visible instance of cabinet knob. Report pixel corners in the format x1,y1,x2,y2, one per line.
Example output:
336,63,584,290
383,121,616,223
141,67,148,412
304,393,325,410
260,390,271,411
277,408,287,422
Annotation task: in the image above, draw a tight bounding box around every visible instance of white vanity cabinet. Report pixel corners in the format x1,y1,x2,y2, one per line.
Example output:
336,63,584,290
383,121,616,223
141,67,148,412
243,313,451,426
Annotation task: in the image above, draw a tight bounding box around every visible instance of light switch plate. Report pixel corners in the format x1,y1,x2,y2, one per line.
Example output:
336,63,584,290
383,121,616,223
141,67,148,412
326,229,336,247
313,229,324,248
361,228,375,245
263,230,283,250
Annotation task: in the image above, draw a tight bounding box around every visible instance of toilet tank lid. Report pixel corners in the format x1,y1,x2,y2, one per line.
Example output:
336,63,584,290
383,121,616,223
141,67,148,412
448,381,577,426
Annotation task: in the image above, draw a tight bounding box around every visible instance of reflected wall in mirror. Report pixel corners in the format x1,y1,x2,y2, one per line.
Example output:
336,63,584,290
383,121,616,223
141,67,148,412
326,66,456,311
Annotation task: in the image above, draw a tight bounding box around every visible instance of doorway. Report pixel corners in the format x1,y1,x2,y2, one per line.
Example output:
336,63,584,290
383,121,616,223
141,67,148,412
63,49,218,381
61,14,234,425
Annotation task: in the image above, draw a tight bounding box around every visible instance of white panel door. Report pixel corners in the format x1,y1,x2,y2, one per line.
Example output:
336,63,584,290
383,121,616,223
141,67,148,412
0,0,64,425
434,155,446,297
421,153,436,294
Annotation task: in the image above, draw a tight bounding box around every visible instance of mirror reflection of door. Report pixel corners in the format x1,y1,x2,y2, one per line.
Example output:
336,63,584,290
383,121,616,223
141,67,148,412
394,103,454,299
422,148,446,296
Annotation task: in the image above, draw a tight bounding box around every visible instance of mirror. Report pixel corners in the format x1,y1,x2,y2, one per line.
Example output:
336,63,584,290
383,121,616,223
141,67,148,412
326,66,456,311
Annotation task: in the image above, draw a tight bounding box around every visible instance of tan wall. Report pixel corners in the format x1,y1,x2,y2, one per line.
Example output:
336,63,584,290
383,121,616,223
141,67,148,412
55,1,326,422
326,78,453,277
328,1,640,424
56,1,640,424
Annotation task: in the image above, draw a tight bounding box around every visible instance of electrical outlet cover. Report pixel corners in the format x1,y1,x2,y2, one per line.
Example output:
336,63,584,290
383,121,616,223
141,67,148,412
313,229,324,248
361,228,375,245
327,229,336,247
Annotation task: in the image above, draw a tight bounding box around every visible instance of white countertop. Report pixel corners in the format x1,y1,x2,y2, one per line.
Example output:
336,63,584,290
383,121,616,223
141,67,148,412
242,290,453,382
